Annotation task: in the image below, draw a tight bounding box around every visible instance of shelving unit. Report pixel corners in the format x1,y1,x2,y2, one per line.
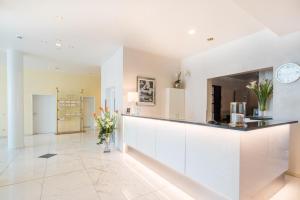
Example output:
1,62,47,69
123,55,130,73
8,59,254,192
56,88,84,134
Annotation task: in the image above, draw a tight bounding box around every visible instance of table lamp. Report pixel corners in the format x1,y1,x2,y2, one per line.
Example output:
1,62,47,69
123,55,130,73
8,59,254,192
127,92,139,115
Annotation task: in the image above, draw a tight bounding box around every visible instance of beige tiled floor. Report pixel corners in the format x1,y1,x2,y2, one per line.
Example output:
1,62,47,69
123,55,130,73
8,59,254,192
0,130,299,200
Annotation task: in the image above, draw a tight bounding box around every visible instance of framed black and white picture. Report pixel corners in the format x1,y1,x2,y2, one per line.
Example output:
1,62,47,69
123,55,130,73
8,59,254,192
137,76,156,106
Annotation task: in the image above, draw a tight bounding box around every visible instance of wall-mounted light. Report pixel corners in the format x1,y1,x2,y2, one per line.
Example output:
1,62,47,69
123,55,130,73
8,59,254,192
55,40,62,48
188,29,196,35
16,34,24,40
184,70,191,77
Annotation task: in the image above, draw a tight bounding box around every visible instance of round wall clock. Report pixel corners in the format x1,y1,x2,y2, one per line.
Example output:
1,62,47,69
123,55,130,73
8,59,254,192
276,63,300,84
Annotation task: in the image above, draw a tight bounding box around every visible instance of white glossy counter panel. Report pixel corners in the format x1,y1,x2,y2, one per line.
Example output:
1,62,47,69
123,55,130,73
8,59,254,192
123,115,291,200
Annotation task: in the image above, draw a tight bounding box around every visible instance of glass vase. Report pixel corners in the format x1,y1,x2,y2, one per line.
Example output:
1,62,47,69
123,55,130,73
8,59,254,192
258,101,267,118
104,136,111,153
258,110,266,118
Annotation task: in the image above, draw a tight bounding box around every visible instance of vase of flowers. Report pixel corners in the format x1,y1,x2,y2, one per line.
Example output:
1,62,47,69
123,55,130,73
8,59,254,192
174,72,183,88
94,107,118,153
246,79,273,117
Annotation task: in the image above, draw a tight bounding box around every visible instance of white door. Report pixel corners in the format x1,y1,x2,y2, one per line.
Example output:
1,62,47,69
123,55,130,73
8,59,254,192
33,95,56,134
83,97,95,128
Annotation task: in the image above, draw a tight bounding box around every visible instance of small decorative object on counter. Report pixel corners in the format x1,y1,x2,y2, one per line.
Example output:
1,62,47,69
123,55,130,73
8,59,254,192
230,102,246,127
174,72,183,88
127,91,139,115
94,107,118,153
246,79,273,117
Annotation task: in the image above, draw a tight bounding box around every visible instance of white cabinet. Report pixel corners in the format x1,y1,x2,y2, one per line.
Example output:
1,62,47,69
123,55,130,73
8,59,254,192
123,116,291,200
156,121,186,173
165,88,185,120
185,125,240,199
136,118,157,158
124,117,156,158
124,117,138,148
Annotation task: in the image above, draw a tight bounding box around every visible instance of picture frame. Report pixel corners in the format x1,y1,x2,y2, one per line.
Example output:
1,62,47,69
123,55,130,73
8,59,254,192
137,76,156,106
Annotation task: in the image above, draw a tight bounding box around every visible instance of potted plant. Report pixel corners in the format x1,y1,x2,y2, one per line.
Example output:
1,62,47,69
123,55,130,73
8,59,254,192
94,107,118,153
246,79,273,117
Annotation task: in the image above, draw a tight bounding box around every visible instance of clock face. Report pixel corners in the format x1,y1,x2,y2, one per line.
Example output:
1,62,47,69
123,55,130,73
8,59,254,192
276,63,300,84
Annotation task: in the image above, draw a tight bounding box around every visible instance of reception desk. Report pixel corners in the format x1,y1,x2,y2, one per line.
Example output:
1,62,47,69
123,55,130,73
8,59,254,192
122,114,297,200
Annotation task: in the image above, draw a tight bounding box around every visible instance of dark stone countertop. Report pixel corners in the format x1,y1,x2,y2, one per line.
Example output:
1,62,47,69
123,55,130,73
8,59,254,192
122,114,298,132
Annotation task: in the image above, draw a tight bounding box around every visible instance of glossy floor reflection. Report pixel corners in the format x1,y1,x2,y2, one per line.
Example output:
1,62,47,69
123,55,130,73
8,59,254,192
0,130,194,200
0,130,299,200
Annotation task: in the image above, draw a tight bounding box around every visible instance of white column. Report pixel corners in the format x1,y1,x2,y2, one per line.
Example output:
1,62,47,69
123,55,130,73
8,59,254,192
7,49,24,148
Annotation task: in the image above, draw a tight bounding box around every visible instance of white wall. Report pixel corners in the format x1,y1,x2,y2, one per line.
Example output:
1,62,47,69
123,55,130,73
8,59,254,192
101,47,124,112
123,48,181,117
101,47,181,150
0,51,7,137
101,47,124,150
182,29,300,175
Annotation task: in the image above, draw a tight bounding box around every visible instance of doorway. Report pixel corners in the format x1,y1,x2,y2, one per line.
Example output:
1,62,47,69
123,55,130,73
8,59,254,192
33,95,56,134
83,96,95,129
212,85,222,122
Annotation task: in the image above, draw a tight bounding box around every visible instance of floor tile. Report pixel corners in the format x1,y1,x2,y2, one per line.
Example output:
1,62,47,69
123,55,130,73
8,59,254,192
0,130,299,200
0,157,46,186
41,170,99,200
45,155,84,177
0,179,43,200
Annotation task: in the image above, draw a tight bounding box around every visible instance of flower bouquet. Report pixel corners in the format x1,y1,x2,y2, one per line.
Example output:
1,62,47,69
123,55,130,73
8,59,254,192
94,107,118,152
246,79,273,117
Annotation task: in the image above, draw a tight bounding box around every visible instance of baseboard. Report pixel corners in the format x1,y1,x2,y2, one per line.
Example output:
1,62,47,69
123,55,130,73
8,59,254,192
286,171,300,178
248,174,286,200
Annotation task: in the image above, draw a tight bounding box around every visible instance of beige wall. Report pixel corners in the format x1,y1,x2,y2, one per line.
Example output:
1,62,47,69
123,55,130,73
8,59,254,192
123,47,181,117
0,53,100,136
24,68,100,135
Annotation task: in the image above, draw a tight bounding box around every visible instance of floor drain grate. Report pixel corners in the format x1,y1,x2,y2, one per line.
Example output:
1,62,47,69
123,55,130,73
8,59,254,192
39,154,57,159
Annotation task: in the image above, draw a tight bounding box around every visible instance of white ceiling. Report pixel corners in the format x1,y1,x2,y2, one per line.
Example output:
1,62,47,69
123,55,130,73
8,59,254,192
0,0,298,72
233,0,300,36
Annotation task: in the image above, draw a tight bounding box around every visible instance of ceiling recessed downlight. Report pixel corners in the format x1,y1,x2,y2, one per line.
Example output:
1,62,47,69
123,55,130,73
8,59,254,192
55,16,64,21
55,40,62,48
188,29,196,35
16,34,23,39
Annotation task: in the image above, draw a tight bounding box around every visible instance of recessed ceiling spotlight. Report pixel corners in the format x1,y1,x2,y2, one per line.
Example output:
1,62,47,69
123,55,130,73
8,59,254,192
16,34,23,39
55,40,62,48
41,40,48,44
55,16,64,21
207,37,214,41
188,29,196,35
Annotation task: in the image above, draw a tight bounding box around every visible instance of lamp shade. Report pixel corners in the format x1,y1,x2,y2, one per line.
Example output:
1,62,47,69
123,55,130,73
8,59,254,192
128,92,138,103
